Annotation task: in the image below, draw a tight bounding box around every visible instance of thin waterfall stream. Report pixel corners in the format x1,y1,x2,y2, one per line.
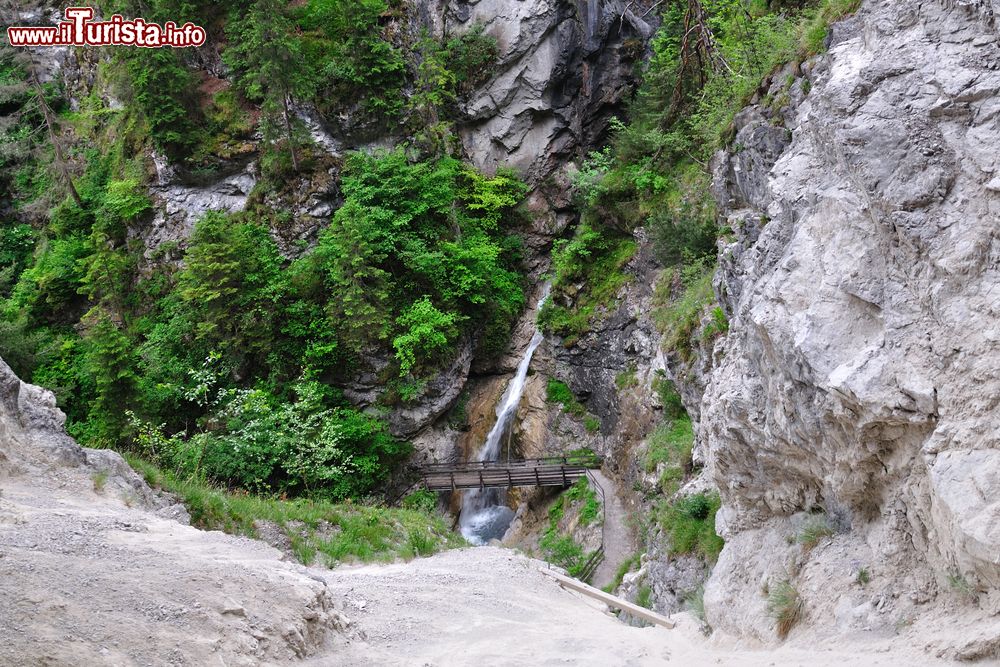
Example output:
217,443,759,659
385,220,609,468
459,284,550,545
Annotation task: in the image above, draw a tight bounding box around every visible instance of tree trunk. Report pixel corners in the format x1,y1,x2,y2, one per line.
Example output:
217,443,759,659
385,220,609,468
27,67,84,208
282,92,299,173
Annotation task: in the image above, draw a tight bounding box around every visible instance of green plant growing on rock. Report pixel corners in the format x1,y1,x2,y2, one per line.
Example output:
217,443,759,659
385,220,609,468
636,584,653,609
797,515,834,552
615,365,638,389
92,470,109,493
947,571,977,602
767,580,802,638
659,492,724,562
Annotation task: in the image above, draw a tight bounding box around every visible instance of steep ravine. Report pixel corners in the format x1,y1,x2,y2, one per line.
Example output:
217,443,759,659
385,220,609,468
503,0,1000,660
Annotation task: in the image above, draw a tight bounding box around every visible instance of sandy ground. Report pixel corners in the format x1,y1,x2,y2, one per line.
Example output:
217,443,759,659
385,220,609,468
319,546,951,667
0,462,347,667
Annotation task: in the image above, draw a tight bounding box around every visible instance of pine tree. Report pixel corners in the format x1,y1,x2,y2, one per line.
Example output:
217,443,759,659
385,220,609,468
224,0,314,172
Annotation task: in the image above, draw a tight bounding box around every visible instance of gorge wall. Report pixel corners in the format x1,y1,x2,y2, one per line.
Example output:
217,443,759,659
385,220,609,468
697,0,1000,656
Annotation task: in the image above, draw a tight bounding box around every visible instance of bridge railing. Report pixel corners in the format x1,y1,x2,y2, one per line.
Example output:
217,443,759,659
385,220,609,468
575,469,606,583
419,452,603,471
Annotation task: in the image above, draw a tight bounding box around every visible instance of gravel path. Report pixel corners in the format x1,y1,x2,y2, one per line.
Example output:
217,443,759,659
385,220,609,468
589,469,633,590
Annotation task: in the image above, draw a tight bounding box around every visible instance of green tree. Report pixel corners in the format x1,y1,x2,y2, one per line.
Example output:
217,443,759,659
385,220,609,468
225,0,314,172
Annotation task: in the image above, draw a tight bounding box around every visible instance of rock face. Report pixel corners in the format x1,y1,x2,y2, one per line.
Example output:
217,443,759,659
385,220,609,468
701,0,1000,651
0,356,352,665
446,0,657,184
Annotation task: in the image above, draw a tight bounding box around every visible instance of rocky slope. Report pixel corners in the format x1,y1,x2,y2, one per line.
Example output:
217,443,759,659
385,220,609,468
0,356,351,665
700,0,1000,657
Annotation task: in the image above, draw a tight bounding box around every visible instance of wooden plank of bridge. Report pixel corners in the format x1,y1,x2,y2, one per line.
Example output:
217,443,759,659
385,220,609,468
540,569,676,630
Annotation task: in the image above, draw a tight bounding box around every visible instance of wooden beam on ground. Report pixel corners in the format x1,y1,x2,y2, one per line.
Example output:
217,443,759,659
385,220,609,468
539,568,676,630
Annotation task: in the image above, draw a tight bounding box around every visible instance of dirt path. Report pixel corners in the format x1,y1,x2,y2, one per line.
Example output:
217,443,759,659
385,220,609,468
590,469,633,590
319,546,946,666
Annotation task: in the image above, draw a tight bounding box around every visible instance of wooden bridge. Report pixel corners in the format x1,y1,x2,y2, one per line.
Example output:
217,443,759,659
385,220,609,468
417,454,602,492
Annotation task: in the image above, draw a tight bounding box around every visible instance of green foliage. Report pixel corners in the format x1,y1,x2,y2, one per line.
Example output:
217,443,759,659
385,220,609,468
767,580,802,638
443,24,499,95
796,514,834,552
654,262,717,361
539,221,636,346
856,567,870,586
603,553,641,593
401,489,438,514
120,48,202,161
564,477,601,527
615,365,638,390
545,379,586,417
583,415,601,433
652,372,686,419
540,478,602,578
0,222,35,297
393,297,461,376
658,492,724,563
127,454,464,564
297,0,407,120
224,0,314,174
644,416,694,494
130,380,410,500
800,0,862,55
312,149,525,374
636,584,653,609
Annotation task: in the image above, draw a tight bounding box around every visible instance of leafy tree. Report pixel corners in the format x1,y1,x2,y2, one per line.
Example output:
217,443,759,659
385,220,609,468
393,297,461,376
298,0,407,119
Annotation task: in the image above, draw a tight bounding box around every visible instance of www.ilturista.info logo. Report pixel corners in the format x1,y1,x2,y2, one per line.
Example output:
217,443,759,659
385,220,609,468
7,7,206,48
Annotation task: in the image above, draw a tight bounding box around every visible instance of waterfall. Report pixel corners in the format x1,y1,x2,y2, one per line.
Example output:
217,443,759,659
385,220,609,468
459,285,550,545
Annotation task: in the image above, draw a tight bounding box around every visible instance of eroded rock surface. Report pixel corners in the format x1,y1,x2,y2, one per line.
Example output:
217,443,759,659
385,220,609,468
0,357,351,665
702,0,1000,652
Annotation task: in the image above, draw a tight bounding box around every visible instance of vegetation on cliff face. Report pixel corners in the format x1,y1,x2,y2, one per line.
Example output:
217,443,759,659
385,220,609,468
543,0,862,360
0,0,521,502
0,0,863,509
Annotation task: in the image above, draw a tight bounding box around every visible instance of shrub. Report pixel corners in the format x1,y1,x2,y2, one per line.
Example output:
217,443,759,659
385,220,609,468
653,372,686,419
545,378,586,417
767,580,802,638
401,489,438,514
659,492,724,562
654,262,716,361
615,365,638,389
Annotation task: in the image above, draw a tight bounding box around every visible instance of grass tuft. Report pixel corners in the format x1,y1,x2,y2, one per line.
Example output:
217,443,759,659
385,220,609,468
92,470,109,493
658,492,724,562
796,515,834,552
767,580,802,638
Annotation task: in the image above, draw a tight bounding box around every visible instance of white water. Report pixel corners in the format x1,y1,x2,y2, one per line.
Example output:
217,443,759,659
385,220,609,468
459,285,550,545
